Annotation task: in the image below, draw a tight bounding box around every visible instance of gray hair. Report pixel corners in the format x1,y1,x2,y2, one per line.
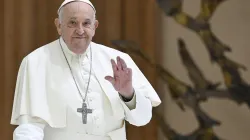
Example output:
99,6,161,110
58,7,64,23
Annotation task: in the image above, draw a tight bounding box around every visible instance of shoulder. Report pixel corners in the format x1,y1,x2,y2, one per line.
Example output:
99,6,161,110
24,39,59,62
28,39,58,57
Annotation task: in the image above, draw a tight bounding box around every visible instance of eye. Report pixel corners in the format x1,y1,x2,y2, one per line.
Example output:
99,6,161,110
70,20,77,25
67,20,78,28
83,22,90,26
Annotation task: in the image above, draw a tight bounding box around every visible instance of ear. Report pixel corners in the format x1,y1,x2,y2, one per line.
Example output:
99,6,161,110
54,18,62,35
94,20,99,30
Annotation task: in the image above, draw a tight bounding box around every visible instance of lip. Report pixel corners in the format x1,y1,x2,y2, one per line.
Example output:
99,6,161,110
72,37,86,39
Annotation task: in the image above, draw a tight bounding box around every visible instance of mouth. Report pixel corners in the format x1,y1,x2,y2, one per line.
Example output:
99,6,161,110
73,37,86,39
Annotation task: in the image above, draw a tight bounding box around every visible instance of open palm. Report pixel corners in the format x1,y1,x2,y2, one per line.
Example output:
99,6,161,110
105,56,134,99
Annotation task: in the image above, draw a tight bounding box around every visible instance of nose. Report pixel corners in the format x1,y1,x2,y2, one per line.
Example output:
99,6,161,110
75,25,85,35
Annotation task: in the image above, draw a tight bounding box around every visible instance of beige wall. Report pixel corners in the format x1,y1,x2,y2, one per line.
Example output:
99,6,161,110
161,0,250,140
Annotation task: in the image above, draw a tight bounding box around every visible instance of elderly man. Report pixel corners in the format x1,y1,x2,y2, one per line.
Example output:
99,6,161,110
10,0,161,140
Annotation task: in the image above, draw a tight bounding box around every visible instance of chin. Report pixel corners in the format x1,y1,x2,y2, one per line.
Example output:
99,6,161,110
72,41,89,49
72,39,86,45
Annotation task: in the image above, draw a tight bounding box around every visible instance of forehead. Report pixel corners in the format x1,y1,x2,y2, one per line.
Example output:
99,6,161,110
62,2,95,19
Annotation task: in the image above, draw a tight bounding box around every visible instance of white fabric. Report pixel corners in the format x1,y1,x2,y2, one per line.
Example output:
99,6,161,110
13,42,134,139
43,107,124,140
13,123,44,140
11,37,161,139
120,92,136,110
57,0,96,14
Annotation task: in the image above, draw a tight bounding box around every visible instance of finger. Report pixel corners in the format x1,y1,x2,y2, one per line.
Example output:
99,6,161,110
111,59,120,78
117,56,122,71
111,59,118,73
119,57,127,70
127,68,132,77
105,76,115,85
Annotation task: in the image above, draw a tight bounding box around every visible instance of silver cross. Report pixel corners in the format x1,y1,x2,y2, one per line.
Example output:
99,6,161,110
77,102,92,124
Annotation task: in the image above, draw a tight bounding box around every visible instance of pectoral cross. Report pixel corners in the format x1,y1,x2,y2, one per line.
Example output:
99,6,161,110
77,102,92,124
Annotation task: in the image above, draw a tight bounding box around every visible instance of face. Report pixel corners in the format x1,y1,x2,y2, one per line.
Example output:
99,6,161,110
55,2,98,54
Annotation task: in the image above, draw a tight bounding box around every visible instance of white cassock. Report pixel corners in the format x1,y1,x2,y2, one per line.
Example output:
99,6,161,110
10,37,161,140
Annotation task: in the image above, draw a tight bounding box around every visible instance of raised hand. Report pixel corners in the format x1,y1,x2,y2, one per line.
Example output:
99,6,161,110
105,56,134,99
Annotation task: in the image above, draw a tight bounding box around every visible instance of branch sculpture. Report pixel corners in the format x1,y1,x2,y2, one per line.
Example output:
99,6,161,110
156,0,230,62
111,0,248,139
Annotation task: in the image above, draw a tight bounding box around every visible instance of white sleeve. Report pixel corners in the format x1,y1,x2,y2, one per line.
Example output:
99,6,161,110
13,123,45,140
122,92,136,110
120,90,152,126
13,115,46,140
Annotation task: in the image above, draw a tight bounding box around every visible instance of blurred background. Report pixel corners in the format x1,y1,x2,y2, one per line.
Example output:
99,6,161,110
2,0,250,140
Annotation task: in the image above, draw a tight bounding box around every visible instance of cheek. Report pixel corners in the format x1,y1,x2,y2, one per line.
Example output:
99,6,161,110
62,29,74,38
86,28,95,37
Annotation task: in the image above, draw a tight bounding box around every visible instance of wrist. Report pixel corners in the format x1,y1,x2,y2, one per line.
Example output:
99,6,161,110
121,95,133,102
119,89,135,102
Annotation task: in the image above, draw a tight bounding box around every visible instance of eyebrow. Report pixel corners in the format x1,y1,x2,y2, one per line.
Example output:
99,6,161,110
85,19,91,22
68,17,92,22
69,17,77,20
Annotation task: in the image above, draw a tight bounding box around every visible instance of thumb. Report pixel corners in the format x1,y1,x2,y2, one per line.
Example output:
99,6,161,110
105,76,115,85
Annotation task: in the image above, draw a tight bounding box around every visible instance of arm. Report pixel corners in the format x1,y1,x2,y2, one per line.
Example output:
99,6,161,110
13,115,46,140
119,54,160,126
14,123,45,140
120,89,152,126
120,91,136,110
105,54,160,127
10,58,46,140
